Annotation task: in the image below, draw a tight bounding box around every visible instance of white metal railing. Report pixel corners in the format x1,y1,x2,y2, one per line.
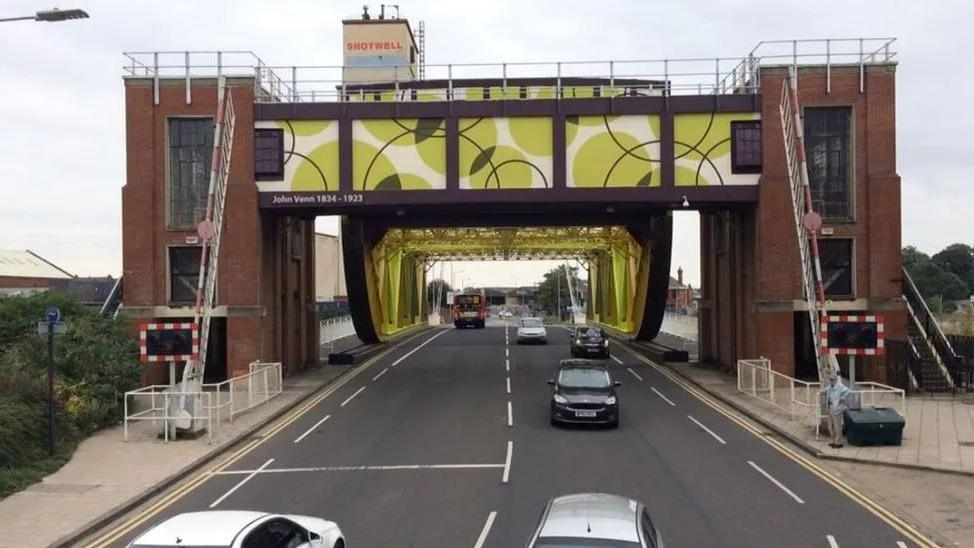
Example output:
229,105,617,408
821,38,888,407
120,38,896,104
124,362,283,442
320,315,355,347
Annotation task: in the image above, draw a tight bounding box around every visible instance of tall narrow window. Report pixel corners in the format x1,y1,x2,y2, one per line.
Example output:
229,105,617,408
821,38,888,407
169,246,202,304
804,107,852,219
818,238,854,298
254,129,284,180
169,118,214,229
731,120,762,173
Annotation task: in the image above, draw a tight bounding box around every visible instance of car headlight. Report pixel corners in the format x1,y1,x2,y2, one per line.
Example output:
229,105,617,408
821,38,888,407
575,339,582,345
604,396,617,405
553,394,568,404
603,339,609,347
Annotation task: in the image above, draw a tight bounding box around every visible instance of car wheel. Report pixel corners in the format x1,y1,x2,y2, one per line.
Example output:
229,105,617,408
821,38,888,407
550,415,558,426
609,418,619,428
334,539,345,548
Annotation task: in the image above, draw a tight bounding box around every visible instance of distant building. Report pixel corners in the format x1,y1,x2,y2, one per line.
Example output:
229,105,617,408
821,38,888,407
315,232,348,306
0,249,114,306
667,267,694,312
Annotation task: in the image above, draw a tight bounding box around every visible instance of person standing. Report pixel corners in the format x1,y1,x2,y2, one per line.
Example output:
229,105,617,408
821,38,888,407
825,371,851,448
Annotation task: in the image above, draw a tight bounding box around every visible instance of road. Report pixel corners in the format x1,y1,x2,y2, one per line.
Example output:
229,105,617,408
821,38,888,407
91,323,931,547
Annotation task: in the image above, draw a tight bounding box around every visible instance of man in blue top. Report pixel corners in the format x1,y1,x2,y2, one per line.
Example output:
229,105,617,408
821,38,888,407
825,371,851,448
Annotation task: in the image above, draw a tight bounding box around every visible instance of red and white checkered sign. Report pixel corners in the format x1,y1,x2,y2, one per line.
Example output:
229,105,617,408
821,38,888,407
139,322,199,363
820,314,885,356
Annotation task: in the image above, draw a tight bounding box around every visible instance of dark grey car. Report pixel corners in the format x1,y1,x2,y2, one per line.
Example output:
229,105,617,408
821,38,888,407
548,360,620,427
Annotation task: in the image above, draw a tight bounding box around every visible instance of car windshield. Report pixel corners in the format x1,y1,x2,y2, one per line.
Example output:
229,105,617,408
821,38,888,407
577,327,602,337
558,368,611,389
521,319,544,328
534,538,641,547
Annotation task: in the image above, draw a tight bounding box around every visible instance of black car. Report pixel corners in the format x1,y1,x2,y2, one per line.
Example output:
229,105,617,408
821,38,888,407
548,360,620,427
569,326,610,358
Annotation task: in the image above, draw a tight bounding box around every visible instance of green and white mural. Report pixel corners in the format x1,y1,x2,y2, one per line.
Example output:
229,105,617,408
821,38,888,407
255,120,339,192
352,118,446,190
674,112,760,186
566,115,662,188
458,117,553,189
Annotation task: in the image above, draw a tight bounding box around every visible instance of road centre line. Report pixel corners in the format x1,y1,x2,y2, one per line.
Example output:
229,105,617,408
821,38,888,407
340,386,367,407
507,401,513,426
610,340,937,547
610,354,624,365
474,511,498,548
391,328,449,366
687,415,727,445
506,376,511,394
827,535,839,548
626,367,643,381
372,367,389,381
505,359,510,372
748,460,805,504
209,458,274,508
213,463,506,475
505,347,509,357
293,415,331,444
502,441,513,483
85,326,435,548
651,386,676,406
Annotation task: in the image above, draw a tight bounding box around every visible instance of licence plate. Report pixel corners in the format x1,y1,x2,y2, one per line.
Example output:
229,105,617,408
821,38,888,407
575,410,597,418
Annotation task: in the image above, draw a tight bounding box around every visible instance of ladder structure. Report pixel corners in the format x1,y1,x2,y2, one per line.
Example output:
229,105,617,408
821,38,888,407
182,77,236,389
778,68,838,384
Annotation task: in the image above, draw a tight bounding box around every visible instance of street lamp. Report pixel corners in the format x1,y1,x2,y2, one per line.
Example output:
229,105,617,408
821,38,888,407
0,7,89,23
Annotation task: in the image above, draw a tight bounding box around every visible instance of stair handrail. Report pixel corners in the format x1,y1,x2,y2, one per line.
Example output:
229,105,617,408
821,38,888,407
100,276,123,317
902,266,961,367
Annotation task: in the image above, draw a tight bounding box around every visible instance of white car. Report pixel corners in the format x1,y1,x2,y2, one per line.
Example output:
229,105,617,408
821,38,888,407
128,511,345,548
516,317,548,344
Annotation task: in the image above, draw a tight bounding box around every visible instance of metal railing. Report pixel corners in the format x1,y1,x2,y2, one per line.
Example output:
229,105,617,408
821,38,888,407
123,361,283,442
121,38,896,104
320,315,356,346
903,266,959,389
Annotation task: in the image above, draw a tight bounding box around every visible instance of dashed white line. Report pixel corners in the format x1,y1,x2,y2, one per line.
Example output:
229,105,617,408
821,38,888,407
474,511,498,548
507,401,513,427
651,386,676,406
209,458,274,508
896,542,908,548
826,535,839,548
505,359,510,372
340,386,366,407
687,415,727,445
505,348,509,357
626,367,643,381
748,460,805,504
392,329,449,366
610,355,624,365
502,441,513,483
293,415,331,444
213,463,506,475
506,376,511,394
372,367,389,381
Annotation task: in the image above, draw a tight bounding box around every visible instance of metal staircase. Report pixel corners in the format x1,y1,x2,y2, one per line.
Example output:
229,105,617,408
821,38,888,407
100,276,123,318
779,68,839,384
902,267,958,392
182,77,236,390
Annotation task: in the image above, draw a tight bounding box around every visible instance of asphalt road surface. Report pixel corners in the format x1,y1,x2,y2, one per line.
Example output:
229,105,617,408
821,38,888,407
90,323,932,547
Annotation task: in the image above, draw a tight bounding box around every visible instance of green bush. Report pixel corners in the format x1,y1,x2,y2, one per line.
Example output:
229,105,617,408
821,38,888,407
0,292,141,499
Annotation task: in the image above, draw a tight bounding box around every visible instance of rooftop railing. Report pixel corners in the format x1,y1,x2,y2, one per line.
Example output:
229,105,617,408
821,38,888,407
122,38,896,104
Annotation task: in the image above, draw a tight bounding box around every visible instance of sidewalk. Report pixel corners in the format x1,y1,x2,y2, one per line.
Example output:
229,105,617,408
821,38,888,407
668,361,974,476
0,362,353,548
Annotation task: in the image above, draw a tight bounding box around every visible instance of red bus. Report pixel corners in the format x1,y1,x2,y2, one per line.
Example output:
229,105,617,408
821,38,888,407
453,292,486,328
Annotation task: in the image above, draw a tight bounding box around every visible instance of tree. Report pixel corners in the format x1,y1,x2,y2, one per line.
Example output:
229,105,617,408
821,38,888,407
537,266,578,317
932,243,974,296
427,279,452,308
904,251,969,309
902,246,930,272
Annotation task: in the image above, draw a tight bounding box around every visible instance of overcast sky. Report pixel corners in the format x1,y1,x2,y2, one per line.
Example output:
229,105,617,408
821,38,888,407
2,0,972,289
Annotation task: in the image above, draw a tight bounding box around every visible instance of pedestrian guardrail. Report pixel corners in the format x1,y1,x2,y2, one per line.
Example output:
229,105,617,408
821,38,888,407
123,361,283,442
320,315,355,345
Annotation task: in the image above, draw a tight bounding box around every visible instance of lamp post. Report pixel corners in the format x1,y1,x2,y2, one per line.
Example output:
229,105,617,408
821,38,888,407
0,8,90,23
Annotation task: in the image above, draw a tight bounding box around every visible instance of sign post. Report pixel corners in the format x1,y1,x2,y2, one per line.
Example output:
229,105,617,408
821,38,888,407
45,307,60,456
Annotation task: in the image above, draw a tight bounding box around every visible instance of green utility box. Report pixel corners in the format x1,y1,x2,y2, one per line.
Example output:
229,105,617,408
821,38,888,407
843,407,905,446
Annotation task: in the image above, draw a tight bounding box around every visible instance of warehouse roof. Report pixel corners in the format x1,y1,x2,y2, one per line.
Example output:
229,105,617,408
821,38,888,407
0,249,74,279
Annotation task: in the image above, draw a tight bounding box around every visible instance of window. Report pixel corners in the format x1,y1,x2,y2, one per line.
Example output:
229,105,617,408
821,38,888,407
731,120,762,173
242,518,307,548
804,107,852,219
641,509,659,548
168,118,214,229
818,238,853,298
169,246,201,304
255,129,284,180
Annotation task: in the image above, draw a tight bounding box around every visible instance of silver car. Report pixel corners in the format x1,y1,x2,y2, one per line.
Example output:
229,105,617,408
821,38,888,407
527,493,663,547
517,317,548,344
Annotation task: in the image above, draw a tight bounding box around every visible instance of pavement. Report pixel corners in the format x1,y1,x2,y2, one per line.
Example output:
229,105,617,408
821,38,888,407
74,321,937,547
0,361,354,548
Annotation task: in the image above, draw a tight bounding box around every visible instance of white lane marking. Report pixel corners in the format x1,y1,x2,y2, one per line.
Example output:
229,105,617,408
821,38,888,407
896,542,908,548
474,511,498,548
340,386,366,407
505,348,509,357
626,367,644,381
687,415,727,445
651,386,676,406
209,458,274,508
507,401,513,427
826,535,839,548
372,367,389,381
505,359,510,372
391,328,449,366
506,376,511,394
502,441,513,483
610,354,624,365
293,415,331,444
213,463,506,475
748,460,805,504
